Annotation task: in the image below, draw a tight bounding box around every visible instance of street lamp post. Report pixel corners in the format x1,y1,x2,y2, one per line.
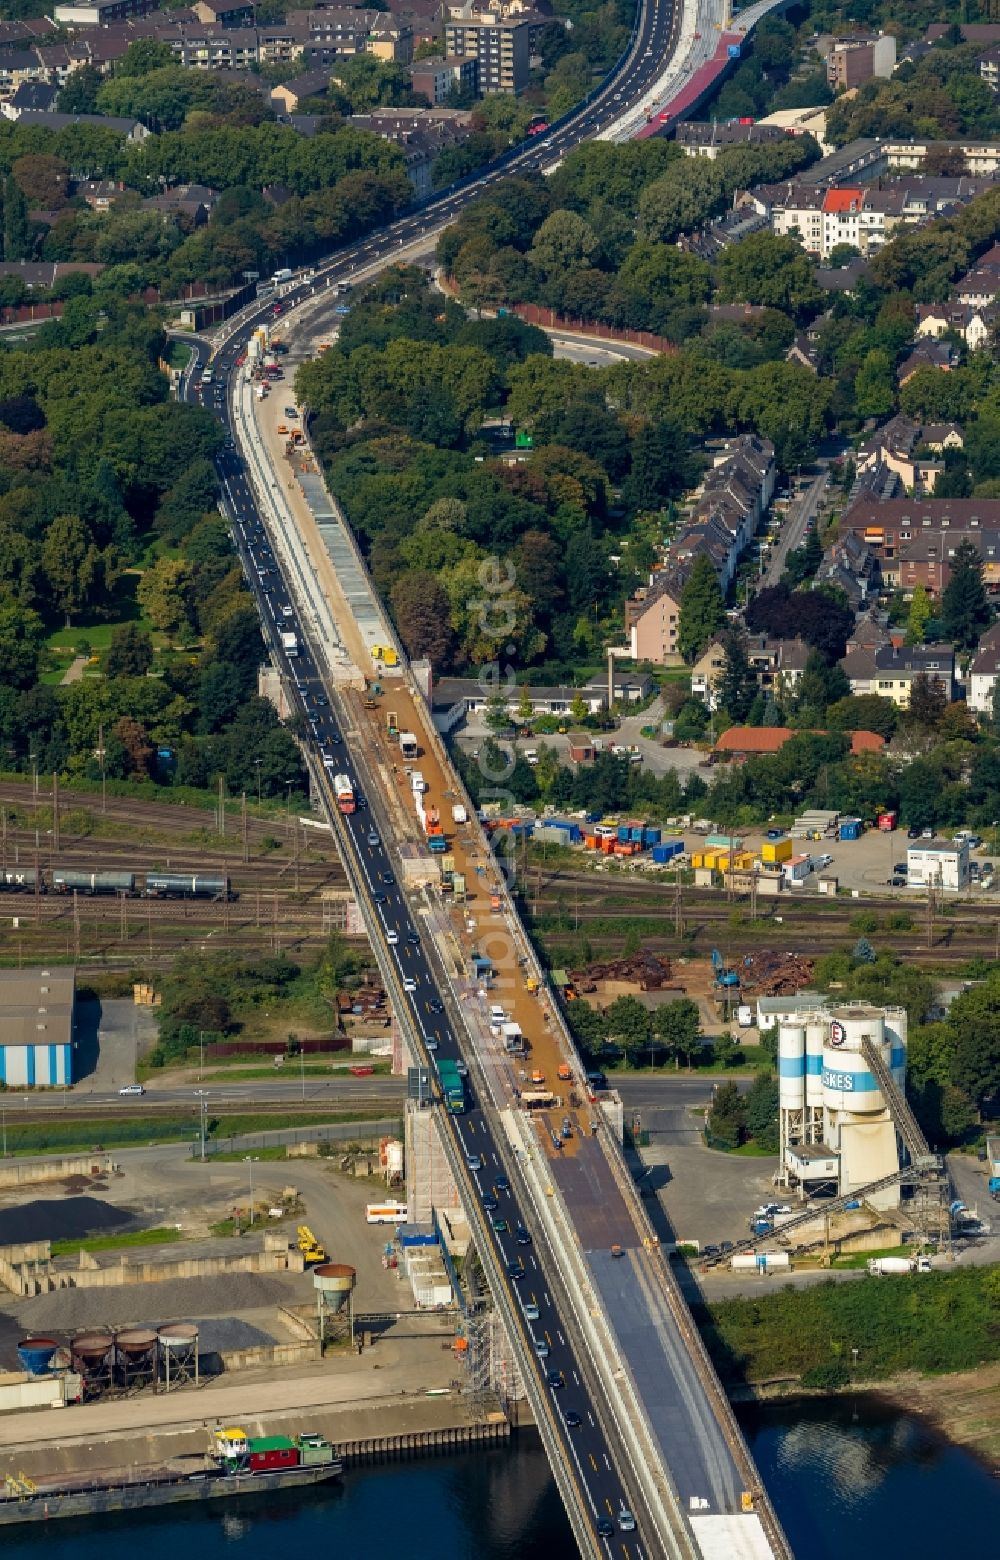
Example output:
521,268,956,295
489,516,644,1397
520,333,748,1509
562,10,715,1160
199,1030,206,1082
195,1090,208,1161
245,1155,259,1224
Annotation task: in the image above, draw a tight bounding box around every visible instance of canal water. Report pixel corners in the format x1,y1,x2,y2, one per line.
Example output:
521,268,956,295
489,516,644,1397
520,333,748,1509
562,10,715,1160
3,1399,997,1559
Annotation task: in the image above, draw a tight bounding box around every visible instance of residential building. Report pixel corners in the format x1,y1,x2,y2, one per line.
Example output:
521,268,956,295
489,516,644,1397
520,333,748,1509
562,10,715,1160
270,68,330,112
816,532,879,609
624,435,776,660
0,260,104,285
967,622,1000,713
0,79,59,117
626,570,685,664
0,966,75,1087
192,0,253,22
840,497,1000,593
856,415,964,495
348,108,474,197
12,108,149,139
786,334,821,373
54,0,160,22
77,178,125,211
883,139,1000,176
142,182,218,223
675,120,788,159
897,340,959,383
840,642,956,706
444,13,530,94
753,175,999,261
906,839,969,893
409,54,478,104
824,32,896,88
690,634,811,709
915,298,996,351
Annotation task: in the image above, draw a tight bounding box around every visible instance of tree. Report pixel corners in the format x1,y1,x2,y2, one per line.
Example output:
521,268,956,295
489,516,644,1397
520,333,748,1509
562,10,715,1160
622,420,694,512
3,175,30,262
706,1079,746,1149
653,998,701,1068
136,558,195,639
717,627,755,722
678,554,724,663
898,757,941,830
58,64,102,115
41,513,96,625
605,995,652,1064
941,539,991,649
907,673,948,733
905,584,932,646
948,984,1000,1112
744,1072,779,1152
854,349,896,421
853,937,877,964
389,570,453,667
713,1029,741,1067
825,693,898,742
105,623,153,679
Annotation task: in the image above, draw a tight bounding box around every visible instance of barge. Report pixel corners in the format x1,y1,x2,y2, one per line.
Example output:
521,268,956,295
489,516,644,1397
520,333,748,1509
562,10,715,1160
0,1426,341,1527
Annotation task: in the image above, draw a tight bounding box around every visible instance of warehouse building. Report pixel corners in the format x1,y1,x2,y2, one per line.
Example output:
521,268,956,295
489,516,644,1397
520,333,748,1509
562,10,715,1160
0,966,75,1086
906,839,969,892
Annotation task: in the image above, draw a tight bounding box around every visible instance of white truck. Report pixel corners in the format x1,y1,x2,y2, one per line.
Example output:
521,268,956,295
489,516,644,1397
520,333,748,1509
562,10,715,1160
280,630,298,656
867,1256,931,1276
451,803,468,825
273,267,293,282
410,771,426,794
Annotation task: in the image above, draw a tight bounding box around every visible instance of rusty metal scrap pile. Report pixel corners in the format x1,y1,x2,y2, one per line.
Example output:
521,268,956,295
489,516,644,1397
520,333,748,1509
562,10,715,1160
738,951,815,997
568,951,673,991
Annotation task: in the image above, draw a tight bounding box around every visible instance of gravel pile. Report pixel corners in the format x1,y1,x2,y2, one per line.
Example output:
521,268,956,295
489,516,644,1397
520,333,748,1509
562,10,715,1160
195,1316,276,1353
0,1196,136,1245
14,1272,303,1334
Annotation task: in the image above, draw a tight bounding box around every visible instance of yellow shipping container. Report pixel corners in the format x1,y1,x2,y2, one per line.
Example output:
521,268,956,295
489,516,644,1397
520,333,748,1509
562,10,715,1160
762,837,793,864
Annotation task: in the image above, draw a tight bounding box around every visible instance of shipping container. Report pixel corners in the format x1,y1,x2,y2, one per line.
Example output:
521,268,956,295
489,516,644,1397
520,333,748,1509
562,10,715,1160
761,837,793,864
249,1436,299,1472
642,827,662,846
838,818,862,841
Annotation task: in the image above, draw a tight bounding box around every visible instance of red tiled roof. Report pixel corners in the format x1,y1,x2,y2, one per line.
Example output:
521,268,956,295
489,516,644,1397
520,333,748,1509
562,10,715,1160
823,187,863,213
715,726,885,756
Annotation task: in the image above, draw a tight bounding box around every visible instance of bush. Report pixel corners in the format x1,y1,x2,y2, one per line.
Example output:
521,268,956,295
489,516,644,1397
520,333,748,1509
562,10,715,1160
850,912,879,935
800,1361,850,1390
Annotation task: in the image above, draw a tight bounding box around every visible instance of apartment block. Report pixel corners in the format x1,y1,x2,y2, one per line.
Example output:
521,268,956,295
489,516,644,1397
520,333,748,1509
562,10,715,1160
444,13,530,94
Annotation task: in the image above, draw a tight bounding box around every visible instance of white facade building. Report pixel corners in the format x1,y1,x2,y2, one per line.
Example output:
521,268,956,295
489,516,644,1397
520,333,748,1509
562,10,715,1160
906,839,969,892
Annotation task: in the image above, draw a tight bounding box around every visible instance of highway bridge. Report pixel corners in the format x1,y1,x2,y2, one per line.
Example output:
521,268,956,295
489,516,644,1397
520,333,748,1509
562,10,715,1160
174,3,796,1554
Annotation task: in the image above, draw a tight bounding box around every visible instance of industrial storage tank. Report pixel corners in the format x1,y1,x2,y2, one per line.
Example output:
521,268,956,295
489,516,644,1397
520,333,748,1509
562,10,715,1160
70,1332,115,1391
313,1263,356,1314
805,1019,826,1108
157,1323,199,1388
778,1025,805,1112
822,1007,889,1114
144,873,231,901
17,1337,59,1375
115,1327,158,1386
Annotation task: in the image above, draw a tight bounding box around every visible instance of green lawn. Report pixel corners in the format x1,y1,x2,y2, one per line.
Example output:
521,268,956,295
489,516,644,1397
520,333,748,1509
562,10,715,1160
50,1226,182,1258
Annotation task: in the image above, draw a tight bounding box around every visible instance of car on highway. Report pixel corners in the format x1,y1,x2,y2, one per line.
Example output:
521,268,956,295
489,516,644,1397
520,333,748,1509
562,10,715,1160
515,1225,532,1245
507,1260,525,1280
428,997,443,1013
406,930,420,945
466,1154,481,1171
546,1370,564,1390
495,1174,509,1192
119,1083,145,1096
386,930,399,945
373,891,387,904
597,1519,615,1538
523,1301,539,1321
367,831,379,846
381,871,394,885
564,1410,582,1428
618,1508,636,1532
492,1216,508,1233
403,976,417,992
425,1036,438,1051
482,1192,498,1211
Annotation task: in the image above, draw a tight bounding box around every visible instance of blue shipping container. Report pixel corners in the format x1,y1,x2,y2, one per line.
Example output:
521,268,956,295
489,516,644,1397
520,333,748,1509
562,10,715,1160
643,827,662,845
652,845,670,863
629,826,643,842
839,819,861,841
617,826,631,843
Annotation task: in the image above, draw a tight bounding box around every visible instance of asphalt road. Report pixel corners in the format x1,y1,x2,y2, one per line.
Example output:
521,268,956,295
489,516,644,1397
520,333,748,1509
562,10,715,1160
759,471,828,589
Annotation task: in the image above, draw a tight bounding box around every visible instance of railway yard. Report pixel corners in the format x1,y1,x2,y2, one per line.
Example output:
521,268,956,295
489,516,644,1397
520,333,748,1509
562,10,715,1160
0,776,995,979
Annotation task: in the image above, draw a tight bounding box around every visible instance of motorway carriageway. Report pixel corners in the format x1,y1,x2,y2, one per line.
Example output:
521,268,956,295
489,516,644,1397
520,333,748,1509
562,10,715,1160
187,347,657,1558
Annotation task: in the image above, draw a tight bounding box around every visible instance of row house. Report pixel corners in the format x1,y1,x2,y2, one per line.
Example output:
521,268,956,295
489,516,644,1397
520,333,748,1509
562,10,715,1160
840,642,956,707
815,532,879,610
675,121,789,160
348,108,474,197
967,622,1000,712
857,415,964,495
754,176,998,262
625,436,775,664
840,497,1000,594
